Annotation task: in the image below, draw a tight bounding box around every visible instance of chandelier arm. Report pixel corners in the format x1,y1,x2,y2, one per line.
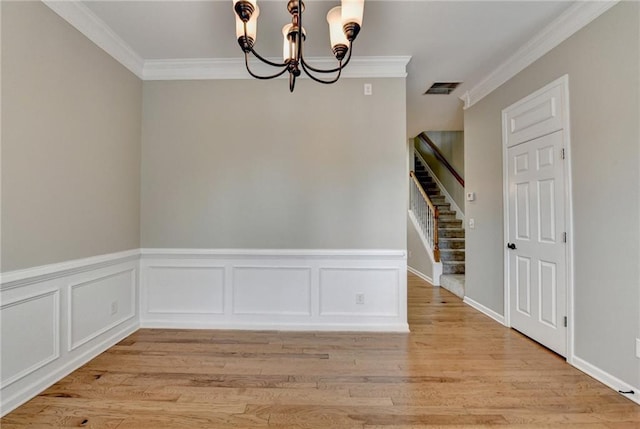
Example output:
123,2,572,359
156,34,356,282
301,59,343,85
241,19,288,68
300,43,353,74
244,52,290,80
249,47,289,68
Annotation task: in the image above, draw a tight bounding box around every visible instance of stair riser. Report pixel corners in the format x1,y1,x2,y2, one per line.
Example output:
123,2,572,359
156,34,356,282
439,240,465,249
439,220,462,228
440,251,465,261
440,229,465,238
418,182,437,190
443,264,466,274
440,275,465,299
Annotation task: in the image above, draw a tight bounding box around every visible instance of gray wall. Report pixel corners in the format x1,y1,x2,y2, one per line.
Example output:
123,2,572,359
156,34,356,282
465,2,639,388
1,2,142,271
141,78,407,250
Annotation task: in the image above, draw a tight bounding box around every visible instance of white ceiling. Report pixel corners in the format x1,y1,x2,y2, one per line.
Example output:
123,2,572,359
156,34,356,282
80,0,574,134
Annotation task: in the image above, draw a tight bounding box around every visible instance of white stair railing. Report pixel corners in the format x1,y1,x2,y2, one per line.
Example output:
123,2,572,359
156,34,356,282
409,171,440,262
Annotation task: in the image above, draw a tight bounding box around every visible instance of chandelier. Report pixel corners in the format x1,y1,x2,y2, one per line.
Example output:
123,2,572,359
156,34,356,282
232,0,365,92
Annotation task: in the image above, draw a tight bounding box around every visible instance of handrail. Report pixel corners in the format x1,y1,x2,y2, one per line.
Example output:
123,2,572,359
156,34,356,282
410,171,437,214
416,132,465,187
409,171,440,262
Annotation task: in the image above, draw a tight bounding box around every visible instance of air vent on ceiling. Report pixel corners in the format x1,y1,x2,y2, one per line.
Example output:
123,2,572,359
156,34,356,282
424,82,461,95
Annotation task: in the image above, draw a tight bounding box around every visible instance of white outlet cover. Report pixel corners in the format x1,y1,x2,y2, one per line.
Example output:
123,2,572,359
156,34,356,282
636,338,640,358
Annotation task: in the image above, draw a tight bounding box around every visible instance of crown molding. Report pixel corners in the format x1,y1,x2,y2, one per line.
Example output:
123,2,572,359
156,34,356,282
42,1,409,82
460,0,619,110
42,0,145,78
142,56,411,81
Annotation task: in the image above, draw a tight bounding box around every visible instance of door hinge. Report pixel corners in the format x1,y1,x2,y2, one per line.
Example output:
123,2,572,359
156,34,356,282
563,316,568,327
562,232,567,243
561,148,565,159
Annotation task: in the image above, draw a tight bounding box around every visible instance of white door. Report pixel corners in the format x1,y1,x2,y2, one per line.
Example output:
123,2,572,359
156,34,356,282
507,131,566,355
503,76,570,357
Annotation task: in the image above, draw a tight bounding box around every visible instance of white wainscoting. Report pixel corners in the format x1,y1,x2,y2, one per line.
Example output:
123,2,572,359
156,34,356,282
140,249,408,332
0,250,139,416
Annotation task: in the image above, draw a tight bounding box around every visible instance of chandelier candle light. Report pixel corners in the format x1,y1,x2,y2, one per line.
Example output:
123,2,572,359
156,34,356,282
233,0,365,92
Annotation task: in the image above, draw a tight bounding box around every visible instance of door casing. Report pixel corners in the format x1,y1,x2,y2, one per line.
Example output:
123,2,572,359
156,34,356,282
501,74,575,362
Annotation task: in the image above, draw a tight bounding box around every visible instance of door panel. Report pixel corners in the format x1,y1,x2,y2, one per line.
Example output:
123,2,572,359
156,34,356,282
539,260,557,326
516,256,531,315
538,179,556,242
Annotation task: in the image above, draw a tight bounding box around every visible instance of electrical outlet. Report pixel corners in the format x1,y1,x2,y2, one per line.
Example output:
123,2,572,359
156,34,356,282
355,293,365,305
469,218,475,229
110,301,118,315
364,83,372,95
636,338,640,358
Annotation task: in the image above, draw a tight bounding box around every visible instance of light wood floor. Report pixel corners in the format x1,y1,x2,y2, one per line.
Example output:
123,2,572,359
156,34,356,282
2,273,639,428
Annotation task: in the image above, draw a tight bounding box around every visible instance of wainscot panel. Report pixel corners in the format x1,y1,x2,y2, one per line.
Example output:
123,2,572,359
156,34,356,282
140,249,408,331
0,250,139,417
146,266,225,315
1,289,60,388
319,268,400,317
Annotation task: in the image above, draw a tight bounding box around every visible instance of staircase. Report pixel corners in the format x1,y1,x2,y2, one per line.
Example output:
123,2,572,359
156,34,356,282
413,155,466,297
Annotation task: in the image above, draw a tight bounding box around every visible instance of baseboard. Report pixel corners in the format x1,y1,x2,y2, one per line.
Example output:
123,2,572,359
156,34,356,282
462,297,639,405
463,296,506,326
141,320,409,332
407,266,434,285
140,248,408,332
1,252,140,417
571,356,640,405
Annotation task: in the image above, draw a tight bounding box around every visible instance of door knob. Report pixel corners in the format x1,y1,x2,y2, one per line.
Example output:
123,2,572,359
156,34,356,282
507,243,517,250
